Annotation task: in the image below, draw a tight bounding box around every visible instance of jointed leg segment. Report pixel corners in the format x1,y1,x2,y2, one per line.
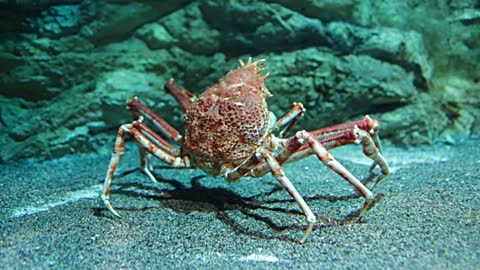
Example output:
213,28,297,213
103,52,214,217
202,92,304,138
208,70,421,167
225,102,306,181
164,79,196,112
128,98,182,143
296,130,375,219
102,92,389,243
103,83,196,218
274,102,305,138
260,149,316,243
224,110,389,242
102,121,191,218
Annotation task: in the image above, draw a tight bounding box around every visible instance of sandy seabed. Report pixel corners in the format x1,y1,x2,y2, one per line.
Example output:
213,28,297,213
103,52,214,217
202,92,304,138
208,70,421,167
1,139,479,269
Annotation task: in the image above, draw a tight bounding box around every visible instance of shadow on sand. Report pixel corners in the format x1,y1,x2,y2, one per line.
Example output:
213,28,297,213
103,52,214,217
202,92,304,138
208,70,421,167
95,167,383,243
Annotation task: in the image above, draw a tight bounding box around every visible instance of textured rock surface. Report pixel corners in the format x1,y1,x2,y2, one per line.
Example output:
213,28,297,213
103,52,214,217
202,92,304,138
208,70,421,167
0,0,479,162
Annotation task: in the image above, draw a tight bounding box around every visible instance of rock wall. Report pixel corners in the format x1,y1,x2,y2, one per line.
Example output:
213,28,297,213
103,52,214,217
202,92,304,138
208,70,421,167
0,0,479,162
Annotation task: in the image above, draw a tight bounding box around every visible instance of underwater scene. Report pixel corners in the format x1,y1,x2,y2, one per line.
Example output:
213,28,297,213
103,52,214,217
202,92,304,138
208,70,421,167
0,0,479,269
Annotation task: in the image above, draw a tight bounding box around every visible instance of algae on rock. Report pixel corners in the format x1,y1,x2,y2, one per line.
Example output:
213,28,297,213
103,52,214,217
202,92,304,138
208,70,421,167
0,0,478,161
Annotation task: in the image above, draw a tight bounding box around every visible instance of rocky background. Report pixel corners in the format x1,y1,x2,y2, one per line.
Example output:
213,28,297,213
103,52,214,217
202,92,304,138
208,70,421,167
0,0,479,162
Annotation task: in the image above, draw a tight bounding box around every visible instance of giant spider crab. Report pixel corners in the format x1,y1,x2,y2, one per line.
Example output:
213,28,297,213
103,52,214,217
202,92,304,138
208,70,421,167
101,58,390,243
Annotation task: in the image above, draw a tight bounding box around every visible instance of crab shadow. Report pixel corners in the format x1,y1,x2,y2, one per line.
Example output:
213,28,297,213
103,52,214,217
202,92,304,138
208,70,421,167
96,167,383,243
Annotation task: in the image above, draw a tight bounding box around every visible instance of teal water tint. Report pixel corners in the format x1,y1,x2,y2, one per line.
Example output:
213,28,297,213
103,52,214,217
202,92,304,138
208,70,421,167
0,2,479,269
0,0,478,163
1,137,479,268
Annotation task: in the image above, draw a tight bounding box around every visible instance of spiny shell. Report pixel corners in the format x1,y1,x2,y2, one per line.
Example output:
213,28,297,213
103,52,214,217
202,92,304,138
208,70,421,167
183,60,271,175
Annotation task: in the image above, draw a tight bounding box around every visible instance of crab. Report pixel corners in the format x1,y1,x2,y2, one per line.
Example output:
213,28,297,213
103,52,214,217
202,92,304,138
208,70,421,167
101,58,390,243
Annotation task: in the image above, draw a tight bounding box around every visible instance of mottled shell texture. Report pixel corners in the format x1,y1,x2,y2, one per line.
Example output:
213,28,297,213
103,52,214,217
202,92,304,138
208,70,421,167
183,60,271,173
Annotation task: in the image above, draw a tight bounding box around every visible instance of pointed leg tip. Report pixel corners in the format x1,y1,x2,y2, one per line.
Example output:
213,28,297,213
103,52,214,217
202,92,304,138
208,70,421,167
111,207,122,218
144,168,159,183
139,164,159,183
103,199,122,218
299,222,314,244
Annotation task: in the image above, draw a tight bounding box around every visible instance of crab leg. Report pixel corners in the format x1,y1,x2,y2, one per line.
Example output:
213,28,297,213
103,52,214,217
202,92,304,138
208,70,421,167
164,79,196,111
260,149,316,244
250,130,357,177
127,97,184,174
128,97,182,143
357,130,389,188
311,115,384,156
133,121,179,156
133,120,181,178
295,130,375,219
244,129,387,243
226,128,386,243
253,116,389,185
288,129,389,188
224,154,262,182
310,115,377,137
274,102,305,138
225,102,305,181
224,131,298,181
228,122,389,185
102,122,191,218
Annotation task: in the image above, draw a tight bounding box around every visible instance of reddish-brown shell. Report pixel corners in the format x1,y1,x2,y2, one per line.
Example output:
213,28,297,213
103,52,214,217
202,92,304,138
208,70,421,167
183,60,271,175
